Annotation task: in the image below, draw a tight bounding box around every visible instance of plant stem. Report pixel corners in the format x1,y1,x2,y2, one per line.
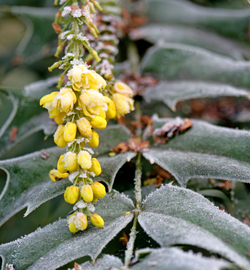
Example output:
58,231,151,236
123,152,142,269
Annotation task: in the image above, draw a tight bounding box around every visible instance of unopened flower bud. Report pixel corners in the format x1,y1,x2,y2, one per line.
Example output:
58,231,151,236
64,152,78,172
78,150,92,170
54,125,67,148
69,221,78,233
87,1,96,13
104,96,116,120
75,212,88,231
90,158,101,176
88,130,99,148
90,116,107,129
91,181,106,199
63,122,77,142
76,118,92,138
92,196,98,203
90,213,104,228
64,186,79,204
68,213,78,233
88,26,98,39
57,155,66,173
81,185,94,202
57,74,65,89
48,61,61,72
52,22,62,33
54,44,64,58
91,0,103,11
49,169,68,182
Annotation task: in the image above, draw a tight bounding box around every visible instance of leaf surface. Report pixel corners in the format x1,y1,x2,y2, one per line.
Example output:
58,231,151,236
131,24,250,60
139,185,250,269
0,191,134,270
131,248,230,270
144,81,250,111
141,43,250,88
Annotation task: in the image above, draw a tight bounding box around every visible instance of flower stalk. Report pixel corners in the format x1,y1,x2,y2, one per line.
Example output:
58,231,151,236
40,0,135,233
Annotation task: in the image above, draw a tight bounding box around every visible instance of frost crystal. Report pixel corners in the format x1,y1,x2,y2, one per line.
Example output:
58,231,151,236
60,30,70,39
69,171,80,182
72,9,82,18
61,6,71,17
73,200,87,210
59,0,67,4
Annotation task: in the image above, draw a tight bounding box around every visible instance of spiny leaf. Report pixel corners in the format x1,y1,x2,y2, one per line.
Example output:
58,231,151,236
131,24,250,60
143,81,250,111
139,184,250,269
144,0,250,39
0,147,64,227
141,43,250,88
0,191,134,270
131,248,230,270
96,152,136,192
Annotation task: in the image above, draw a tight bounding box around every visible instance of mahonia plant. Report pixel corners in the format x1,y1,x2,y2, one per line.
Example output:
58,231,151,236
39,0,134,233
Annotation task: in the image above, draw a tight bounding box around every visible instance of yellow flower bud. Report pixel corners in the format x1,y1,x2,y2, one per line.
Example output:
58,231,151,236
49,169,69,182
54,112,66,125
57,155,66,173
78,151,92,170
88,130,99,148
90,213,104,228
112,93,134,118
54,125,67,148
81,185,94,202
75,212,88,230
113,81,133,97
63,122,77,142
76,118,92,138
40,92,58,107
90,116,107,129
64,186,79,204
64,152,78,172
81,141,86,147
90,158,101,176
69,221,78,233
91,181,106,199
92,196,98,203
104,96,116,120
68,212,78,233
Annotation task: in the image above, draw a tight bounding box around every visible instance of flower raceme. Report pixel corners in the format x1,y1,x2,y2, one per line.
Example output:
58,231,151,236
40,0,134,234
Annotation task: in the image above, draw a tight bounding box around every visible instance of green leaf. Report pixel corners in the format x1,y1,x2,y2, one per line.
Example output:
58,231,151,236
0,147,65,227
141,43,250,88
144,81,250,111
0,191,134,270
96,152,136,192
80,254,123,269
131,24,250,60
144,0,250,40
142,148,250,187
7,6,56,64
130,248,230,270
139,184,250,269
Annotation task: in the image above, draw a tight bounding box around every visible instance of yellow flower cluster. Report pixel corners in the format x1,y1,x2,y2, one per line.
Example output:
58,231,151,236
40,62,134,233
